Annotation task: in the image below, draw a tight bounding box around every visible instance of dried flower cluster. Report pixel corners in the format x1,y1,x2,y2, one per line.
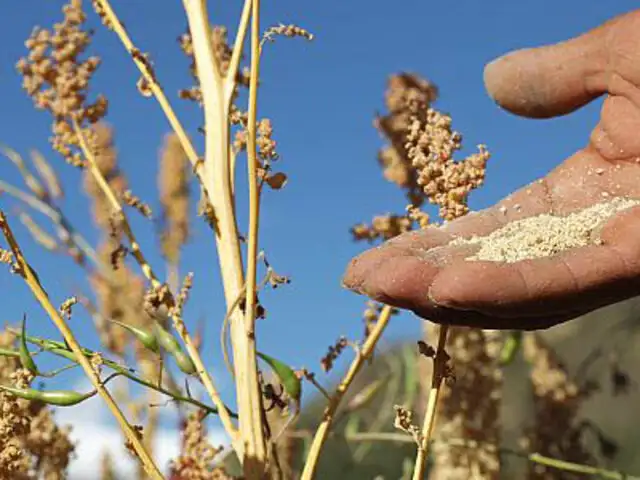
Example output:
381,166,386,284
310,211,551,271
82,123,152,359
405,97,489,221
521,334,597,479
172,273,194,318
59,296,78,320
376,74,438,205
122,190,153,218
0,248,14,265
0,334,74,479
0,363,32,477
393,405,422,445
405,204,430,228
159,133,190,265
357,72,503,478
16,0,106,166
262,24,314,43
320,336,349,373
82,123,125,230
234,117,286,190
351,74,441,242
350,214,412,243
169,411,229,480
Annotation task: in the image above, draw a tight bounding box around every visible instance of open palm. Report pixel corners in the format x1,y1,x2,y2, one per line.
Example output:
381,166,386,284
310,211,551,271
343,10,640,330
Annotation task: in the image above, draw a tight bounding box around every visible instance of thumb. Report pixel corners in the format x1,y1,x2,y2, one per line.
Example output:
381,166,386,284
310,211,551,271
483,14,619,119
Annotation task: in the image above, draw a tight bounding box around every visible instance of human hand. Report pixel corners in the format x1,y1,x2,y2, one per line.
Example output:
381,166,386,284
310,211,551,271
343,10,640,330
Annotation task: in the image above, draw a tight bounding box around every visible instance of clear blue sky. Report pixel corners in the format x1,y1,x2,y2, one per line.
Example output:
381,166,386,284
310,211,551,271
1,0,637,416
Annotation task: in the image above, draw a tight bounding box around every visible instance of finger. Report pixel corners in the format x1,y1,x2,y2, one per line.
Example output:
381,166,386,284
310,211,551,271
342,227,453,293
351,254,593,330
483,13,620,118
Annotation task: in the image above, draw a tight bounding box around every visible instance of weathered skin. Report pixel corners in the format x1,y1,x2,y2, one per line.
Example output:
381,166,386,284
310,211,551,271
343,10,640,330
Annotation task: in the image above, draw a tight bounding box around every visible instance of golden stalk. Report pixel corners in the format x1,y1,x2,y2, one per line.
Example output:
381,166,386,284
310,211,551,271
0,211,163,480
300,305,394,480
412,324,450,480
93,0,203,176
72,121,160,288
169,312,240,445
245,0,261,338
225,0,253,105
242,0,268,475
73,120,241,448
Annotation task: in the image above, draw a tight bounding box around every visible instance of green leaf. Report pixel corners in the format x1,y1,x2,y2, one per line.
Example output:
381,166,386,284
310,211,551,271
257,351,301,402
19,315,38,375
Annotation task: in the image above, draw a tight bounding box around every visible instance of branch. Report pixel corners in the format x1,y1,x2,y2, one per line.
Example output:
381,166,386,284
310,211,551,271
73,120,240,445
0,211,163,479
413,324,449,480
169,311,239,441
224,0,253,105
300,305,393,480
73,121,160,288
92,0,203,178
18,331,236,419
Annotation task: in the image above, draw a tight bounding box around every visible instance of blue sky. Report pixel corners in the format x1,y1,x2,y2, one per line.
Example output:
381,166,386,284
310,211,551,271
1,0,638,474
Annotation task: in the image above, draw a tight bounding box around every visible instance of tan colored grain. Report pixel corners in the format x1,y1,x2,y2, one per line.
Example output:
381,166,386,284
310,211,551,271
451,197,640,262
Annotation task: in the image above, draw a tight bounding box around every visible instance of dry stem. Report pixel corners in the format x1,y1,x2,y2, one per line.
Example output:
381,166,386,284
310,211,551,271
225,0,253,105
73,121,160,287
73,120,241,449
92,0,203,176
300,305,394,480
412,324,449,480
244,0,261,339
182,0,266,472
169,313,240,446
0,212,163,479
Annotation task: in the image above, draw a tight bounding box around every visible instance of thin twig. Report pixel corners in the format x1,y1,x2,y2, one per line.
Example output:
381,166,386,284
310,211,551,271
300,305,394,480
92,0,203,177
244,0,261,340
412,324,449,480
169,312,240,442
18,331,236,418
243,0,268,471
224,0,253,105
0,211,163,479
73,120,241,447
72,120,161,288
0,180,100,267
